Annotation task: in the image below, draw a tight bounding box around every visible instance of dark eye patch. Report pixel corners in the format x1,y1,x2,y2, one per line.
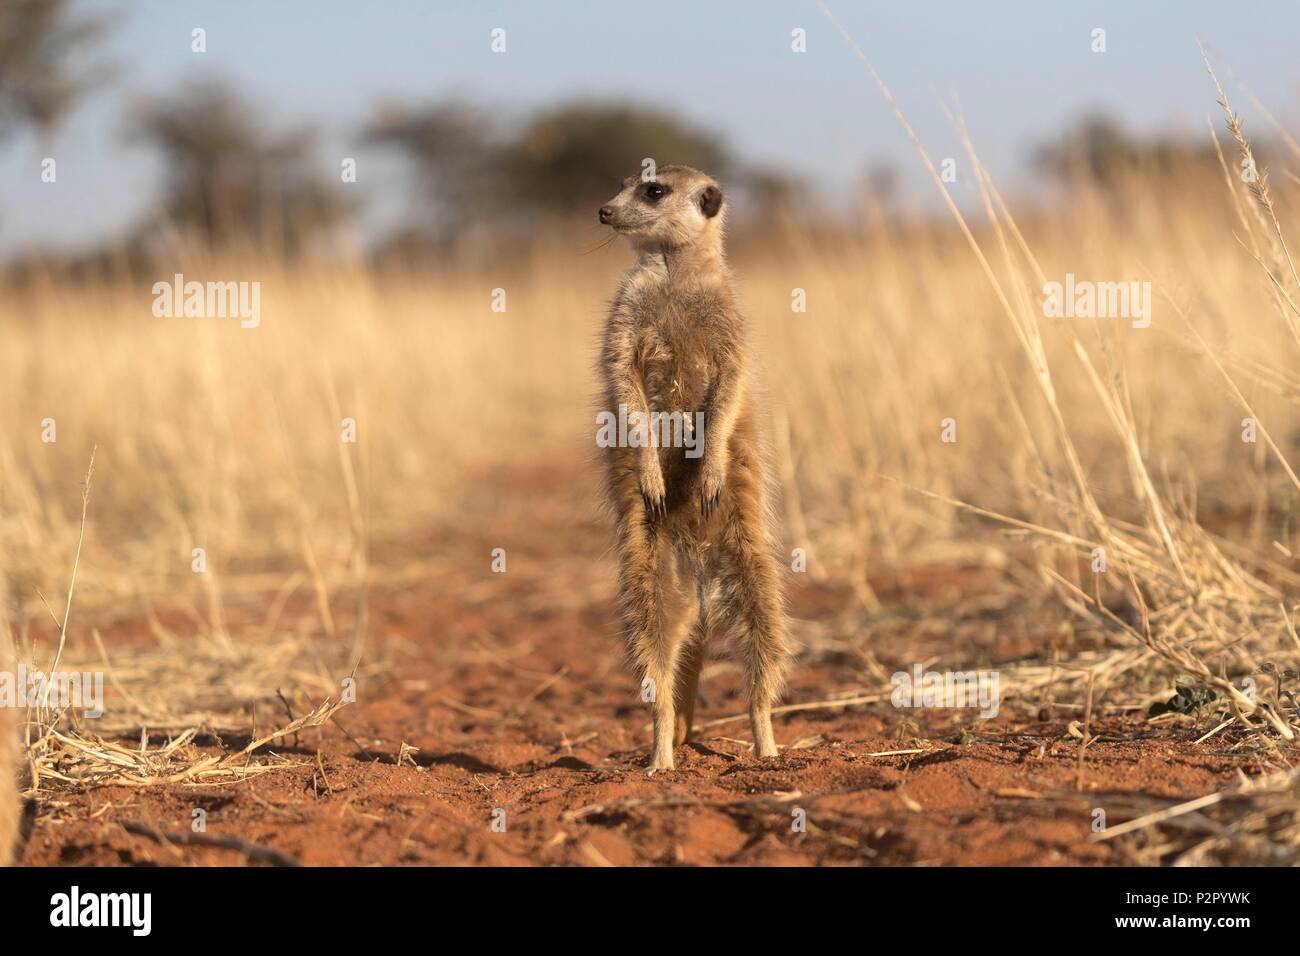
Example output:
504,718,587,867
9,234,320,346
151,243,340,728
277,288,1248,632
639,182,671,203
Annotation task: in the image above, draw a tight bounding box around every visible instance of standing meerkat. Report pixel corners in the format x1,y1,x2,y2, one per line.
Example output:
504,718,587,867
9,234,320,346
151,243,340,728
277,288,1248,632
597,164,789,772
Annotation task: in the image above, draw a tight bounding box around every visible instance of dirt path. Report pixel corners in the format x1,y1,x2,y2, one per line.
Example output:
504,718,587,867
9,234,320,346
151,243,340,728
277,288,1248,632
20,465,1254,866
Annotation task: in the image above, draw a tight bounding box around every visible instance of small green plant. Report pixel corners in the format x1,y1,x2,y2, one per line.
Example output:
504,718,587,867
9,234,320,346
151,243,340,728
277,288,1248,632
1147,677,1217,719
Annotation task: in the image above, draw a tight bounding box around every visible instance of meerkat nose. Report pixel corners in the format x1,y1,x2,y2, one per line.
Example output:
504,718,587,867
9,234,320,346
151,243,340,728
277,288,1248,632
598,205,614,224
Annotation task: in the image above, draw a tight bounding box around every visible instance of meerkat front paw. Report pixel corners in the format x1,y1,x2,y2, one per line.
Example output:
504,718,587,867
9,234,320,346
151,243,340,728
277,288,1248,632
699,457,726,517
639,456,667,519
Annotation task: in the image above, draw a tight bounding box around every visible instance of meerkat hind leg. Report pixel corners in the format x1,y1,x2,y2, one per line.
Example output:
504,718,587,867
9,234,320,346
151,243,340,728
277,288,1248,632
647,581,697,771
716,530,787,761
626,536,696,771
750,698,778,760
672,622,708,748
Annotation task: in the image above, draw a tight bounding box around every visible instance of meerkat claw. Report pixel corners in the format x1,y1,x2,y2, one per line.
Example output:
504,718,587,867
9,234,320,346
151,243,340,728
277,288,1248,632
700,489,721,517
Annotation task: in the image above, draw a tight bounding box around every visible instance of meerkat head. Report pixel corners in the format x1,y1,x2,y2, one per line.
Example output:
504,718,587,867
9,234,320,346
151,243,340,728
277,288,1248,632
598,165,724,252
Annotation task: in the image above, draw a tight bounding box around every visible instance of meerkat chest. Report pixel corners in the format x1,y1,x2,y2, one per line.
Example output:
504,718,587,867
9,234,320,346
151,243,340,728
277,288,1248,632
641,328,713,413
630,288,720,413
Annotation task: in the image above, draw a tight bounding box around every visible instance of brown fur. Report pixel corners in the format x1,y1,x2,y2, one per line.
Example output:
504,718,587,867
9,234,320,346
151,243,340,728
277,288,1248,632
597,165,789,771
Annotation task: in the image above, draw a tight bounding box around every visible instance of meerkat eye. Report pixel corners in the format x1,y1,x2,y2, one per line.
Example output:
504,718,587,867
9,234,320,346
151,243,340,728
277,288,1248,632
644,183,665,201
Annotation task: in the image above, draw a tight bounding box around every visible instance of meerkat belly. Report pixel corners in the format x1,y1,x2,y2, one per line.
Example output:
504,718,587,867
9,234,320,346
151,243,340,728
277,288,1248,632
641,348,710,490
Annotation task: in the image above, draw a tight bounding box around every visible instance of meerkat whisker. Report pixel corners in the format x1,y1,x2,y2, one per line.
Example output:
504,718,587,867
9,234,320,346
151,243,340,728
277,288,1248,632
580,233,620,256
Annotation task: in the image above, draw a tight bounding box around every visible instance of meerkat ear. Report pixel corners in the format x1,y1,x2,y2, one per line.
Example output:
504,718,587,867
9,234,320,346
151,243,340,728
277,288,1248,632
699,184,723,218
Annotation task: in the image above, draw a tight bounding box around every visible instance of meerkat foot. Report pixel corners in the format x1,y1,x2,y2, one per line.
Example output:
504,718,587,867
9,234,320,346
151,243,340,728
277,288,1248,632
648,749,675,773
649,693,679,772
751,704,778,759
673,711,692,748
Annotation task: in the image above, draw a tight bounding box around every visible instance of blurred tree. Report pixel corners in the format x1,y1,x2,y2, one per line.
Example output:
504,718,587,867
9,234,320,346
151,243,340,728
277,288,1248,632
1035,113,1218,184
0,0,108,140
864,161,899,196
496,101,729,218
1035,115,1137,182
128,80,350,253
368,98,730,245
745,167,809,222
366,99,499,240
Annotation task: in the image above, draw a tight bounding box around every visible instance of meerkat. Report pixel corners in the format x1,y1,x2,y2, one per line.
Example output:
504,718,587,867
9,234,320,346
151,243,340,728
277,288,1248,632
597,164,789,772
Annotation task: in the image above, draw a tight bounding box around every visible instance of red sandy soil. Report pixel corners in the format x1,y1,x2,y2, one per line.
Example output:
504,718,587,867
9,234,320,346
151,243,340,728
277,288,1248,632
17,465,1266,867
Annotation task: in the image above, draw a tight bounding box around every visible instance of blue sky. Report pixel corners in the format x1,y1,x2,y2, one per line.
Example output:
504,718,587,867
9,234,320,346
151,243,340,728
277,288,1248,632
2,0,1297,254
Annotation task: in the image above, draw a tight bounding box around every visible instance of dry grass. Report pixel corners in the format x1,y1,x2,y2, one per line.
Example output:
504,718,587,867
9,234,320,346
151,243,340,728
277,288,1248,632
33,696,349,791
1099,764,1300,865
2,32,1300,861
